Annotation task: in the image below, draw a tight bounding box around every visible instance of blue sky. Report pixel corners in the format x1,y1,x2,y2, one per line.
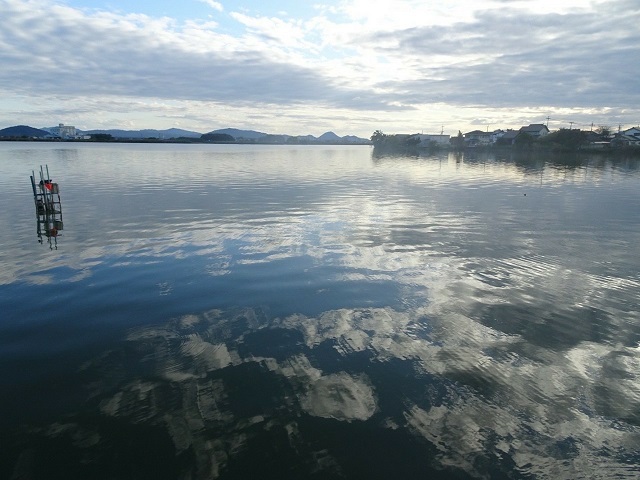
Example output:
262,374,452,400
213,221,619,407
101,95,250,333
61,0,320,31
1,0,639,136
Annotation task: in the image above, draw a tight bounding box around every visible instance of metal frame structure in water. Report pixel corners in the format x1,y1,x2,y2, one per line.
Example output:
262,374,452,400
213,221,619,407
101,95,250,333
30,165,63,249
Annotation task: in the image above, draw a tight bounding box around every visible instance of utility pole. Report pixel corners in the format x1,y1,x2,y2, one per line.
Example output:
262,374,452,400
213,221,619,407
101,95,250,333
569,121,574,130
546,116,550,127
441,125,444,135
590,122,594,132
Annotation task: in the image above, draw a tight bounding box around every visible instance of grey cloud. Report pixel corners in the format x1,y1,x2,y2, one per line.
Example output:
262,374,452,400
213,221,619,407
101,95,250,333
1,0,638,124
359,1,640,110
0,2,403,112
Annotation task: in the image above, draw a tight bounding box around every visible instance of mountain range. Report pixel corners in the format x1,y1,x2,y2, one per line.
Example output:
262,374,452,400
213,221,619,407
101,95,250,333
0,125,50,137
81,128,202,139
0,124,370,144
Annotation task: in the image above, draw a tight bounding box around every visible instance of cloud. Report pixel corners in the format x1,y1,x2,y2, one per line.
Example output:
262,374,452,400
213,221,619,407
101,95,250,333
0,0,400,112
199,0,223,11
0,0,638,133
355,2,640,110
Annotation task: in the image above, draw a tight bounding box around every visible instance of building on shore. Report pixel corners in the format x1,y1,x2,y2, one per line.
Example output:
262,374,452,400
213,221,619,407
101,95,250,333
49,123,77,139
519,124,550,138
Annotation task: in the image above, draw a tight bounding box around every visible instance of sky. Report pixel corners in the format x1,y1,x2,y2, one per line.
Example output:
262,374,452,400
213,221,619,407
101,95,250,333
1,0,639,137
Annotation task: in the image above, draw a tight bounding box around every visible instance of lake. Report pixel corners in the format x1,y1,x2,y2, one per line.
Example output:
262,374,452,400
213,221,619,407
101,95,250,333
1,142,639,479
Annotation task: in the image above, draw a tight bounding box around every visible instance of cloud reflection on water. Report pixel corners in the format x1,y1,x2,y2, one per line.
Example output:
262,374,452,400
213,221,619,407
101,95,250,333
39,304,636,478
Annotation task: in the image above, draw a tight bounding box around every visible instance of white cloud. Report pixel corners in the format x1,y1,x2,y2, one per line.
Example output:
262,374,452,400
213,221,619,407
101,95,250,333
229,11,317,51
199,0,223,11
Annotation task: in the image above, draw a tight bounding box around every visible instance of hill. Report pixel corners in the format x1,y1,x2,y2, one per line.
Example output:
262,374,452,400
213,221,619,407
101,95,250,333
0,125,50,137
318,131,341,142
81,128,202,139
342,135,370,144
209,128,268,140
208,129,369,144
1,123,370,144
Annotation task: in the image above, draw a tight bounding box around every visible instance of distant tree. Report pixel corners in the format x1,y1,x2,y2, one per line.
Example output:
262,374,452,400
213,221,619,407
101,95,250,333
371,132,420,155
370,130,386,145
90,133,114,142
452,130,465,150
539,128,588,151
406,134,421,147
201,133,235,142
595,126,612,138
514,132,534,148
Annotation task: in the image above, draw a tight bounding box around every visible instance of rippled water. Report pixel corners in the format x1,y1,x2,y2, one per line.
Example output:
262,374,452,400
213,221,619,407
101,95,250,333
1,143,639,479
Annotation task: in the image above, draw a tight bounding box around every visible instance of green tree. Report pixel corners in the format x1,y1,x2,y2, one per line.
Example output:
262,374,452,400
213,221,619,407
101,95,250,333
452,130,465,150
370,130,386,145
514,132,534,148
201,133,235,142
90,133,114,142
539,129,588,151
595,126,611,139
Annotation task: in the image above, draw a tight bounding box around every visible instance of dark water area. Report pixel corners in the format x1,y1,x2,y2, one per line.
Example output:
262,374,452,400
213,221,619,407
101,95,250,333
1,143,639,479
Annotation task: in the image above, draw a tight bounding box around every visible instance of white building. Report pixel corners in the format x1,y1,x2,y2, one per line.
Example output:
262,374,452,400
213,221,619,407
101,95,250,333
491,129,505,143
519,124,550,138
621,127,640,138
463,130,493,146
50,123,77,138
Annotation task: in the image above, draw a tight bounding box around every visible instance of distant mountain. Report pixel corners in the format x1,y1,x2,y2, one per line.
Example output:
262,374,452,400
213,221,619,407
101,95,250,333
209,128,268,140
318,131,341,142
207,129,370,144
0,125,50,137
296,135,317,142
1,123,370,144
342,135,370,144
82,128,202,139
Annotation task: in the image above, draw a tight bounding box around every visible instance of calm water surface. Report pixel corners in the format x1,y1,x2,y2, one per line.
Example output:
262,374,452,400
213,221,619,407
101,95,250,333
1,143,639,479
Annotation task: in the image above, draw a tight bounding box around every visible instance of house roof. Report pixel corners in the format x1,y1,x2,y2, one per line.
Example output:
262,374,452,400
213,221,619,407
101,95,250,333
464,130,491,136
520,124,549,133
501,130,520,139
613,134,640,142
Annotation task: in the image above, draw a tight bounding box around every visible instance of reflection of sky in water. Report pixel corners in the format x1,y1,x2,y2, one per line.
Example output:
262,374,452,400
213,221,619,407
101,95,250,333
1,144,640,478
56,306,640,478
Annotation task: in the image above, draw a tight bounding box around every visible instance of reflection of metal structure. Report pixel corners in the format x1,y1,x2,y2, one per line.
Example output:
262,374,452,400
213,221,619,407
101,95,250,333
30,165,63,249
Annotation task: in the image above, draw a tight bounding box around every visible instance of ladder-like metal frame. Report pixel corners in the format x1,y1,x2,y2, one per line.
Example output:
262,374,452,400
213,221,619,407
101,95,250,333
30,165,63,249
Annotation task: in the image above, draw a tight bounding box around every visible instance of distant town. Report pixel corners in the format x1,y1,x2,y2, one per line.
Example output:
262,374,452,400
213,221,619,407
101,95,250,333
371,124,640,154
1,122,640,153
